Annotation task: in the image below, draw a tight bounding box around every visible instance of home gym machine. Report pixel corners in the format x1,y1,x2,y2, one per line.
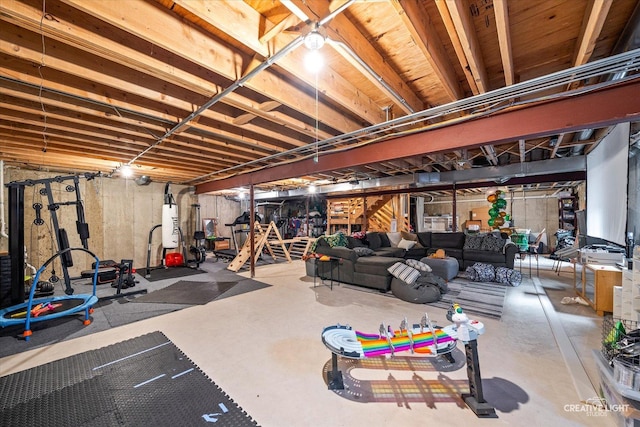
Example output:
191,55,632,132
189,203,207,266
5,173,98,306
211,211,261,262
3,173,146,310
145,183,203,277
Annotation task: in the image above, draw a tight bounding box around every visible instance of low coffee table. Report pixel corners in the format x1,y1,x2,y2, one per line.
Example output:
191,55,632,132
420,256,459,281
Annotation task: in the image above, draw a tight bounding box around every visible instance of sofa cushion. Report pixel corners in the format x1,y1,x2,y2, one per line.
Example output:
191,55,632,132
367,232,382,250
353,247,374,257
354,256,403,276
379,232,391,247
431,232,465,249
405,258,432,272
397,238,416,250
480,235,506,252
387,262,421,285
316,246,358,263
463,234,484,250
463,249,507,264
374,247,405,257
416,232,432,248
346,235,367,249
387,232,402,247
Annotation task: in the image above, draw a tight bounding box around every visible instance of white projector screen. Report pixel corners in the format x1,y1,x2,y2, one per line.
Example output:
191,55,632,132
586,122,629,246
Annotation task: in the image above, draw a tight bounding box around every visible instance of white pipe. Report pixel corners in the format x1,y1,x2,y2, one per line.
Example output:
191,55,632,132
0,160,8,239
24,246,36,276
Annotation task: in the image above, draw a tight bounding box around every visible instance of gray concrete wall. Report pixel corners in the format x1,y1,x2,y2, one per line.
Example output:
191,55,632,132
0,169,241,276
422,189,571,251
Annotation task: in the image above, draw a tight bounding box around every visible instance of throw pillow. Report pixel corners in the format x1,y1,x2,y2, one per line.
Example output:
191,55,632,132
325,232,348,248
463,234,484,250
406,258,432,272
480,235,505,252
465,265,478,281
367,232,382,250
495,266,510,284
388,262,421,285
472,262,496,282
353,247,375,257
401,231,423,248
508,269,522,287
401,231,418,241
387,232,402,247
397,238,416,250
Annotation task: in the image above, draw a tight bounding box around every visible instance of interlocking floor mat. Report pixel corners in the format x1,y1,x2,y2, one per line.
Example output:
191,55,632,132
0,331,259,426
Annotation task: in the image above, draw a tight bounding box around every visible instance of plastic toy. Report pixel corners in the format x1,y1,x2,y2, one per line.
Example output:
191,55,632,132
0,247,100,341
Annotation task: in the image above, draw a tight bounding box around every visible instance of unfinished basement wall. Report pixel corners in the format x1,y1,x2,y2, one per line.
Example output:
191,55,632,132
423,189,570,251
197,194,241,240
0,169,200,274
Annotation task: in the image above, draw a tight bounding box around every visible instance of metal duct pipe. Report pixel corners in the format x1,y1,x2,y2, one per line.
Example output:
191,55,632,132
192,47,640,184
128,0,356,167
326,38,415,114
128,36,304,166
572,4,640,155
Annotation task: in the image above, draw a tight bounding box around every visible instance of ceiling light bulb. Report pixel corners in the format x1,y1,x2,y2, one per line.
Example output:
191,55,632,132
304,49,324,73
304,31,325,50
121,164,133,178
308,184,316,194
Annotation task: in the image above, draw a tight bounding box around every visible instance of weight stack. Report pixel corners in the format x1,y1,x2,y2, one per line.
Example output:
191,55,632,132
0,254,11,309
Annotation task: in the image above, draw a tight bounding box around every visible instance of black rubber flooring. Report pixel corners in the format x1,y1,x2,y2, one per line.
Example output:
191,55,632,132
0,331,259,426
145,266,207,282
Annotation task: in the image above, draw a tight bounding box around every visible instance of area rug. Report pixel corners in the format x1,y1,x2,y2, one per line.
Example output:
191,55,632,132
132,280,238,305
426,277,509,319
0,332,259,426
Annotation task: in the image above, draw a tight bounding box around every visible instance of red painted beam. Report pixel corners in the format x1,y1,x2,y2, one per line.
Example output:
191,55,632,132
196,78,640,194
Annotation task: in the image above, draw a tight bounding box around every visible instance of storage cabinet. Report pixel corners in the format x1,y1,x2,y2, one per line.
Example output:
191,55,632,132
558,196,577,234
423,215,457,232
578,264,621,316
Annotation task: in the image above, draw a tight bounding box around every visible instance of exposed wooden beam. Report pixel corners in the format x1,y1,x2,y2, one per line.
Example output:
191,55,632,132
259,13,301,45
60,0,366,132
196,77,640,192
287,0,424,114
518,139,526,163
0,28,308,153
551,133,567,158
442,0,488,93
493,0,514,86
574,0,613,67
171,0,387,124
389,0,463,101
435,0,478,94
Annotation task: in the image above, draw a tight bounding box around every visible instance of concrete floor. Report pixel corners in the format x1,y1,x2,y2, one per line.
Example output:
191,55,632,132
0,256,622,426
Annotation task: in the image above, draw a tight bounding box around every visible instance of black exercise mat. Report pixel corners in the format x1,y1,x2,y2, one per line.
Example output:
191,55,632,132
0,331,259,427
144,266,207,282
132,280,238,305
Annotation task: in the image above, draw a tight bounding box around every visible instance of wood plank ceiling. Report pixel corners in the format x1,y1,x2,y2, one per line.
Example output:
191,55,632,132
1,0,640,197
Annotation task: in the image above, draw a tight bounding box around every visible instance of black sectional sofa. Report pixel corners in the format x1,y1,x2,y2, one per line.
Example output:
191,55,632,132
307,231,518,292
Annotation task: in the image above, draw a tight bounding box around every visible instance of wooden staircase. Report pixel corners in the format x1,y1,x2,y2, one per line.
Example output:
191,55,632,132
326,195,411,233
